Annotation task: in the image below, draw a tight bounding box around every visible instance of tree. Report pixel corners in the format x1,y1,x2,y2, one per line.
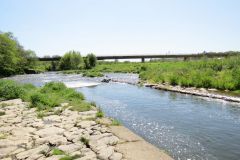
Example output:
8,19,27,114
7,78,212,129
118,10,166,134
88,53,97,68
59,51,83,70
0,32,19,76
0,31,38,76
84,53,97,69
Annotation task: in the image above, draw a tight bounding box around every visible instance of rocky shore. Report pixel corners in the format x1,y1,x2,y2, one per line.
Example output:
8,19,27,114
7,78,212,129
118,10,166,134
145,83,240,103
0,99,172,160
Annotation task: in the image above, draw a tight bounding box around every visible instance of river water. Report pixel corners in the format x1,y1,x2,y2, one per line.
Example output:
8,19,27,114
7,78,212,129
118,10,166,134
7,72,240,160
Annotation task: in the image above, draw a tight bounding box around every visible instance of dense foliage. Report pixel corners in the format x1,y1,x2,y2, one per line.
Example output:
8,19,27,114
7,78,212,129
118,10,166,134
84,53,97,69
0,80,91,112
59,51,83,70
0,32,37,77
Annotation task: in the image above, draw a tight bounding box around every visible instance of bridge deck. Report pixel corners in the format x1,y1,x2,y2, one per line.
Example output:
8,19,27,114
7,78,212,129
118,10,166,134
38,53,239,61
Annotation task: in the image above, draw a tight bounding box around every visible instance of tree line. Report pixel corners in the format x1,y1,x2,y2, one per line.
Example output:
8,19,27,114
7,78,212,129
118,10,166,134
58,51,97,70
0,31,98,77
0,31,37,77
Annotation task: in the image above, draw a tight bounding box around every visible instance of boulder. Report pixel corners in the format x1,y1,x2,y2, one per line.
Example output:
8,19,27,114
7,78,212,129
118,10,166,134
109,152,123,160
58,144,82,154
34,127,65,137
97,146,114,160
16,144,49,160
76,121,96,129
35,135,67,146
43,115,62,123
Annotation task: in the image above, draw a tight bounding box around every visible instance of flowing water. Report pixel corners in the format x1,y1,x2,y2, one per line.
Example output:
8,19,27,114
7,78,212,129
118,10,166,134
7,72,240,160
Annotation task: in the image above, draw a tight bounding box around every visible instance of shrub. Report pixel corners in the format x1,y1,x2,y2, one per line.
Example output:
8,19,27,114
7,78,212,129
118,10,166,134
59,51,83,70
41,82,67,93
30,92,59,110
84,53,97,69
0,80,24,100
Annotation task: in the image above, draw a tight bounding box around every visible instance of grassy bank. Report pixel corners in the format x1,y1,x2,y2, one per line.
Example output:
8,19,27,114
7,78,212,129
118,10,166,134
82,56,240,92
0,80,91,114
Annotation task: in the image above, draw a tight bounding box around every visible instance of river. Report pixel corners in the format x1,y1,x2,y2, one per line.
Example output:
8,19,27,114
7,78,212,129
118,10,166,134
7,72,240,160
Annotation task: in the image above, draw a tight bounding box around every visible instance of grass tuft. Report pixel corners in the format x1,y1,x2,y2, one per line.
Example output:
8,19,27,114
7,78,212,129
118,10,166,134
96,108,104,118
0,111,5,116
111,119,121,126
52,148,65,155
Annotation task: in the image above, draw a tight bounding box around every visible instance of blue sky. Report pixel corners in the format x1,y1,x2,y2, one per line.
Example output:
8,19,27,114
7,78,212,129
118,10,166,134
1,0,240,56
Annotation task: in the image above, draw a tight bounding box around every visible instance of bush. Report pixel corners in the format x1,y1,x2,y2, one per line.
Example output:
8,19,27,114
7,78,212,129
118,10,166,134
65,89,85,100
30,92,59,110
41,82,67,93
59,51,83,70
0,80,24,100
84,53,97,69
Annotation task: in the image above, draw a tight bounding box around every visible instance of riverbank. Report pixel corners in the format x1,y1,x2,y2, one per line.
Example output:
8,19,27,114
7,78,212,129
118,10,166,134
0,99,172,160
144,83,240,103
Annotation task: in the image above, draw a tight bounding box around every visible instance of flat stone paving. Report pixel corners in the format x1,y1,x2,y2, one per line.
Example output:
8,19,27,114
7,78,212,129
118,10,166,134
0,99,172,160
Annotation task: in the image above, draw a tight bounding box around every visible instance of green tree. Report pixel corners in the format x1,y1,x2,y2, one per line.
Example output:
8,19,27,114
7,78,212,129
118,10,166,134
59,51,83,70
0,32,19,76
0,31,39,76
84,53,97,69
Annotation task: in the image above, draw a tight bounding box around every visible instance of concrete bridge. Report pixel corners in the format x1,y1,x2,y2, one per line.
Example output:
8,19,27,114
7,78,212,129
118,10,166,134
38,52,239,62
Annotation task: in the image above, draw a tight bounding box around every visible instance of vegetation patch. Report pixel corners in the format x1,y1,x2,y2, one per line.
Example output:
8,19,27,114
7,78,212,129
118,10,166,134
96,108,104,118
0,80,24,101
111,119,121,126
0,80,91,113
82,70,103,77
0,111,5,116
52,148,66,155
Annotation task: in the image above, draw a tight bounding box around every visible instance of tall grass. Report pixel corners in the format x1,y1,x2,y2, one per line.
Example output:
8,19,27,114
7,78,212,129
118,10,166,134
92,56,240,91
0,80,91,112
139,56,240,90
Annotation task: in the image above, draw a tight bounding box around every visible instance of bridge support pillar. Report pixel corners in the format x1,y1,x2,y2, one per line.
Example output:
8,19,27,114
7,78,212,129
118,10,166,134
183,57,188,61
141,58,145,63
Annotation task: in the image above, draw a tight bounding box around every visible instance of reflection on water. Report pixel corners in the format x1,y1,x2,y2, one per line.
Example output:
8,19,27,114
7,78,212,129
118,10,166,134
6,72,240,160
78,83,240,160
